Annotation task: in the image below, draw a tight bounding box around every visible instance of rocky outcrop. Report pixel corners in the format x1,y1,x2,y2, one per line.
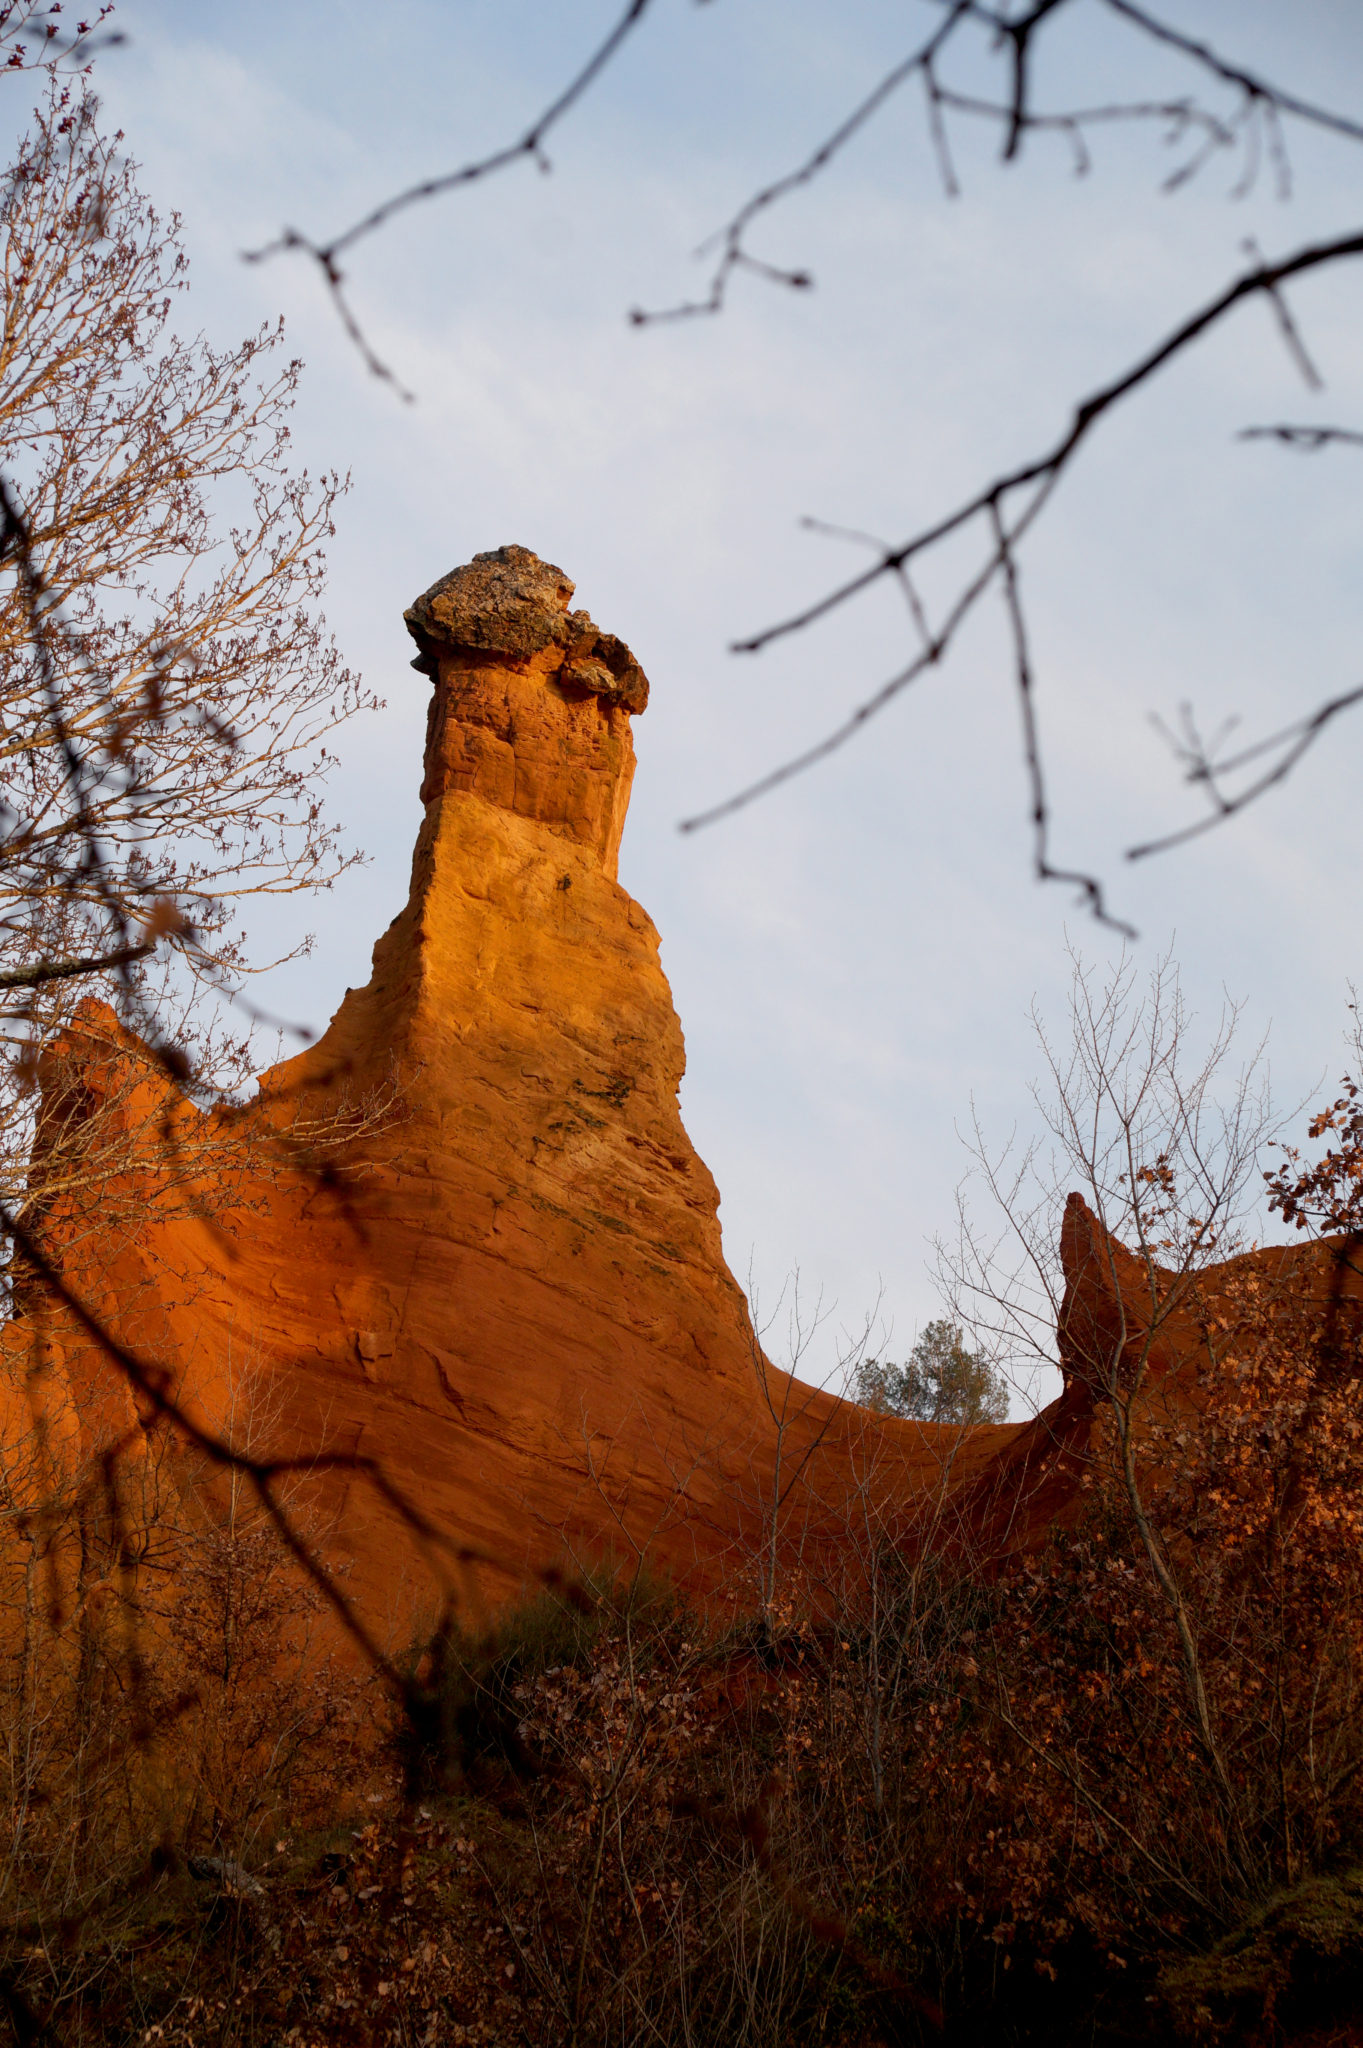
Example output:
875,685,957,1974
22,545,1346,1641
10,549,992,1630
404,547,648,868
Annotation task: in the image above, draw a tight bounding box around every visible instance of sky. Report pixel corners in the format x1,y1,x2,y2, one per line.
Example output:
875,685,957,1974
46,0,1363,1400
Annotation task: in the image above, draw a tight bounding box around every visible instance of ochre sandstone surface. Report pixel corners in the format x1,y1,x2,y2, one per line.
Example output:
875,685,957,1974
13,546,1353,1639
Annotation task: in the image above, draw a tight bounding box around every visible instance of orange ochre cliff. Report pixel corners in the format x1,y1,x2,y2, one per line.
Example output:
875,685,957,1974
8,547,1351,1640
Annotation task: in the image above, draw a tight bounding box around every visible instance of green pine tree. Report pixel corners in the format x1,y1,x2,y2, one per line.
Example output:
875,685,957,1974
853,1319,1008,1424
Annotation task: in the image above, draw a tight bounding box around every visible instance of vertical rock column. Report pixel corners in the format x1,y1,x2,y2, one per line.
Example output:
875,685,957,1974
405,545,649,878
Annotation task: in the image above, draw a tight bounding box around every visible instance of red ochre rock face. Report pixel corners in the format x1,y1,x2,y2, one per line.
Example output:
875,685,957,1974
20,545,1345,1642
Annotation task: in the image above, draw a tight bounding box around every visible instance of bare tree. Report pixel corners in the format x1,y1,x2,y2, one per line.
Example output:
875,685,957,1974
0,75,393,1495
742,1270,875,1632
0,64,443,1814
0,90,373,1068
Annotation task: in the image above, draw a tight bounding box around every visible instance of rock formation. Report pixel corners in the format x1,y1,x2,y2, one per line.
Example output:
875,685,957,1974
15,545,1352,1644
8,549,985,1632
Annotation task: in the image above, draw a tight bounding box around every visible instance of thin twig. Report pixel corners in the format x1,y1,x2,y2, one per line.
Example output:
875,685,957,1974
1129,683,1363,862
1239,423,1363,451
991,499,1134,934
245,0,656,390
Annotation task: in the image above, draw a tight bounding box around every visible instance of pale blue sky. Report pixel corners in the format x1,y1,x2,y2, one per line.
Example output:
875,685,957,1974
53,0,1363,1395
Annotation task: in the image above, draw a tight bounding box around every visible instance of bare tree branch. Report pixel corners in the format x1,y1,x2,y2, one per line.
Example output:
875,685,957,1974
1099,0,1363,149
991,499,1134,935
0,942,152,991
1240,422,1363,451
632,5,972,325
733,228,1363,659
2,1,122,74
244,0,656,393
236,1,1363,899
680,229,1363,902
636,0,1363,325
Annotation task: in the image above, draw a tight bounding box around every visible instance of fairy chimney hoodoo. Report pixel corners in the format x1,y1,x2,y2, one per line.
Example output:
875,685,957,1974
405,544,648,872
18,547,1040,1634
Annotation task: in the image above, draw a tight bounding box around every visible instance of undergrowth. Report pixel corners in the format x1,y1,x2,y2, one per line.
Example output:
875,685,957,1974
6,1515,1363,2048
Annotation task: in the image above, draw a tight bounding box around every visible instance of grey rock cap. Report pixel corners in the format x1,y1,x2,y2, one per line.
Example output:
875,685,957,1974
405,544,649,714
